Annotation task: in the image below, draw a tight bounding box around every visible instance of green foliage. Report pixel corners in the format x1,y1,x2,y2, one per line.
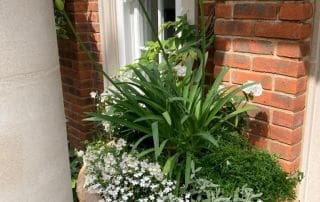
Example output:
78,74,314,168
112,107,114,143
86,11,256,188
178,162,263,202
186,179,262,202
198,138,301,202
69,148,83,202
53,0,69,39
139,15,211,66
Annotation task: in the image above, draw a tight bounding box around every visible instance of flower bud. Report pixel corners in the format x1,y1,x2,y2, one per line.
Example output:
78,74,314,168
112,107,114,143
55,0,64,11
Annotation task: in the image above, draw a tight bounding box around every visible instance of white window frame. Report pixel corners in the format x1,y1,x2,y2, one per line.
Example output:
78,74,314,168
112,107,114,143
98,0,197,88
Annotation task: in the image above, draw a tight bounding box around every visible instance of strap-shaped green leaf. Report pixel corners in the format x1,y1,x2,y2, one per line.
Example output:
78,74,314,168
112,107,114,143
131,134,152,152
163,153,180,178
137,148,154,159
134,115,163,123
210,105,257,133
84,113,150,134
185,152,192,186
195,131,218,147
152,122,159,160
205,82,257,126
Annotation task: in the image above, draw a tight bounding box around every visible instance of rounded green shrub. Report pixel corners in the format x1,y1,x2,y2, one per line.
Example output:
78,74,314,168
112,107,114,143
198,136,300,202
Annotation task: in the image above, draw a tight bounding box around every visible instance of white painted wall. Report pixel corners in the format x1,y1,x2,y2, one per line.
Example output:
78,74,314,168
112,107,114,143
0,0,72,201
300,1,320,201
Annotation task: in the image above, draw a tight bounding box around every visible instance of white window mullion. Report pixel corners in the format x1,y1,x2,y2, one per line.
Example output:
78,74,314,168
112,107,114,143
132,5,141,61
158,0,164,41
115,0,126,68
175,0,182,19
98,0,122,88
178,0,197,24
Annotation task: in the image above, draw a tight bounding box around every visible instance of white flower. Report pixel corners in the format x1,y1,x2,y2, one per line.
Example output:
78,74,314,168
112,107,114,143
218,84,225,90
226,160,231,166
115,139,127,150
163,187,172,194
243,81,263,97
83,141,179,201
122,195,128,201
76,150,84,157
174,63,187,77
149,195,155,200
139,103,146,108
102,121,110,132
100,92,109,102
90,91,97,98
118,70,133,82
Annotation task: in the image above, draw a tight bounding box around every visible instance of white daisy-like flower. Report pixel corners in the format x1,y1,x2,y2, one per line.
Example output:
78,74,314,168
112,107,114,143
76,150,84,157
174,63,187,77
90,91,97,98
218,84,225,91
243,81,263,97
100,92,109,102
102,121,110,132
115,138,127,151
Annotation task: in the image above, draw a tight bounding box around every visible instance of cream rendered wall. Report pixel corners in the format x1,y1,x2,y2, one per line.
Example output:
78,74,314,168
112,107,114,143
300,1,320,201
0,0,72,201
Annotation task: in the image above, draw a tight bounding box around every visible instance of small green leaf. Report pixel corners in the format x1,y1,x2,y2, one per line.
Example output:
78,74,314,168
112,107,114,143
180,115,190,125
131,134,152,152
162,111,172,126
137,148,154,159
157,139,169,158
163,153,180,177
185,152,192,186
195,132,218,147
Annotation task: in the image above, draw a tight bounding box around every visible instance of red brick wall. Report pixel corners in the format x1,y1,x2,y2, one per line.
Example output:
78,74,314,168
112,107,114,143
209,0,313,173
58,0,103,147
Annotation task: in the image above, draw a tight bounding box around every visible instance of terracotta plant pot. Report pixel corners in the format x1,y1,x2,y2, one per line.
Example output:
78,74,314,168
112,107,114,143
76,166,102,202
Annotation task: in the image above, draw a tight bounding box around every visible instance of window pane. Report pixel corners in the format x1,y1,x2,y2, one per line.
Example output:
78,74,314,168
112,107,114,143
163,0,176,39
141,0,158,43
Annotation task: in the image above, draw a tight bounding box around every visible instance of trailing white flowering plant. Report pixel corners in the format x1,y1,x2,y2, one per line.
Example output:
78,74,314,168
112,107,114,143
84,139,187,201
84,139,263,202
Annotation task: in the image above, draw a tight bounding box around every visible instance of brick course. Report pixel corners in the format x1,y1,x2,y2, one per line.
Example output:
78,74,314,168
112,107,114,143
233,3,278,20
212,0,313,173
279,2,313,21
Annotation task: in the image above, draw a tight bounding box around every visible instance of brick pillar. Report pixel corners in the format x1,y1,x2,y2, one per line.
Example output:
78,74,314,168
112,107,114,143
212,1,313,173
58,0,103,147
